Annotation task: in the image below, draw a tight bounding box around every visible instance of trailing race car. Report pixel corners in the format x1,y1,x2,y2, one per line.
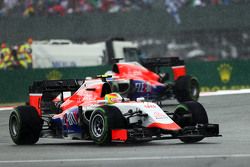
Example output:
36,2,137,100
9,76,220,145
108,57,200,103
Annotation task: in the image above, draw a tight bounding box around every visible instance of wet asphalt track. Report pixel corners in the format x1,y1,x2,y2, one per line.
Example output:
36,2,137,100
0,94,250,167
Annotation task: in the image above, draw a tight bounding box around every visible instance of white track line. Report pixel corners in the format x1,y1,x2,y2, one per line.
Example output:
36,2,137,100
0,107,13,111
200,89,250,96
0,154,250,164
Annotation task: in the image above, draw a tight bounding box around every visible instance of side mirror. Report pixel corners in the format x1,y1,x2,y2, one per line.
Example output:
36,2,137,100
136,97,145,102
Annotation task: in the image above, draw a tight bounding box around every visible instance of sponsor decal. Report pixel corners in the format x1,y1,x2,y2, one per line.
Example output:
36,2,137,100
200,64,250,92
132,71,143,76
46,70,63,80
144,103,157,109
153,111,168,119
82,93,94,101
66,112,78,126
201,85,250,92
52,61,76,68
217,63,232,83
135,82,152,93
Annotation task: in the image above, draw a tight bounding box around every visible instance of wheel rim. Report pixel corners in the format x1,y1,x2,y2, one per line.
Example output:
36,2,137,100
91,114,104,138
10,115,18,137
190,79,199,99
191,86,198,96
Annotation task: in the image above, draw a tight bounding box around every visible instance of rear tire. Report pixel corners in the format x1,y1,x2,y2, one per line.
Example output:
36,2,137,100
174,75,200,102
9,105,43,145
173,101,208,143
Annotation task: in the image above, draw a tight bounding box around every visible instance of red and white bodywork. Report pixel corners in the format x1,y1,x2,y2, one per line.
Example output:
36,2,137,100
112,102,180,131
21,70,217,146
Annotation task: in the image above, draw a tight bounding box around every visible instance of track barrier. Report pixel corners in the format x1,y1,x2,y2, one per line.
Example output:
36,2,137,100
1,60,250,103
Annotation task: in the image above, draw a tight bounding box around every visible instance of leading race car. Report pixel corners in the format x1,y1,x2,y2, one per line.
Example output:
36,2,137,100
9,76,220,145
107,57,200,104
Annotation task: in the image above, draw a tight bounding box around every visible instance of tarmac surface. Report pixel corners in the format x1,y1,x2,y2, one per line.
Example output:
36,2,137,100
0,94,250,167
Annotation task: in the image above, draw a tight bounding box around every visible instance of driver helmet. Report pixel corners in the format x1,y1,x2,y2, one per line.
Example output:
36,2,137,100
105,93,123,104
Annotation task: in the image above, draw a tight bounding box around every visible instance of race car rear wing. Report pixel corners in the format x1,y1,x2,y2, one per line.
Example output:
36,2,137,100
28,79,84,116
141,57,185,68
141,57,186,80
29,79,84,93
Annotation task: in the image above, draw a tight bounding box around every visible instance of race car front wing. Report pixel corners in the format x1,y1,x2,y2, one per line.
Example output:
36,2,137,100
111,123,221,142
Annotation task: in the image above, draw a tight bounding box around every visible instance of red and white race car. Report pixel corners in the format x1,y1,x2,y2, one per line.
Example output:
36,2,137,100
9,76,220,145
107,57,200,104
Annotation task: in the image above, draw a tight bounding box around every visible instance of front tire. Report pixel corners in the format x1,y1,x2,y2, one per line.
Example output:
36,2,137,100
9,105,43,145
173,101,208,143
89,106,126,145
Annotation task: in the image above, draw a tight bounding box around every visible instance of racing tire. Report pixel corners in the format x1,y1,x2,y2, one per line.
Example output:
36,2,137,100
174,75,200,102
9,105,43,145
89,106,126,145
173,101,208,143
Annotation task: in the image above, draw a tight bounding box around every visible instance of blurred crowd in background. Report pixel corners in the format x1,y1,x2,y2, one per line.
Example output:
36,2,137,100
0,38,32,70
0,0,248,17
0,0,249,70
